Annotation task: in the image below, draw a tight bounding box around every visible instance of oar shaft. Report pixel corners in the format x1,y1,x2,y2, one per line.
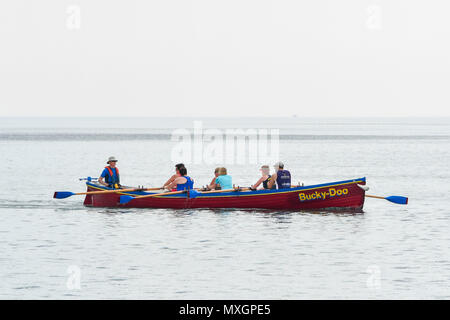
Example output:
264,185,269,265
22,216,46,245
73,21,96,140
201,189,234,194
122,187,250,203
365,194,385,200
75,187,161,196
135,186,250,199
134,190,186,199
200,188,246,194
365,194,408,204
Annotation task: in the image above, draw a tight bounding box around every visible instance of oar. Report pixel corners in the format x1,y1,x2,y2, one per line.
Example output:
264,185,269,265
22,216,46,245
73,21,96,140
119,187,254,204
365,194,408,205
54,187,162,199
119,190,187,204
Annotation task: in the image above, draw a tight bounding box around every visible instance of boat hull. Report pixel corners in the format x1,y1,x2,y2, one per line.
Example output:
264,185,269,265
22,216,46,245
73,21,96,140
83,178,366,211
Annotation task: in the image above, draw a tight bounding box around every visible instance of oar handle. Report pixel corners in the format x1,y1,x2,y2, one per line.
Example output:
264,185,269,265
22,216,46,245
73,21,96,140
79,177,98,181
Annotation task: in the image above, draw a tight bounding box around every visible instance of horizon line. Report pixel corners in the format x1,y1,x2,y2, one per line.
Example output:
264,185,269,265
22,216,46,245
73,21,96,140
1,115,450,119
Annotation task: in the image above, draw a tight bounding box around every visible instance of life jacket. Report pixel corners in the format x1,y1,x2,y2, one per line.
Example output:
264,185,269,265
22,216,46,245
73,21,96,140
263,176,276,189
276,170,291,189
176,176,194,191
104,166,120,186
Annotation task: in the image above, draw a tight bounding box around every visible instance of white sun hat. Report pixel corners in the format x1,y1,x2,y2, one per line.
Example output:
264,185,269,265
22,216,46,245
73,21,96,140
107,156,118,164
273,161,284,169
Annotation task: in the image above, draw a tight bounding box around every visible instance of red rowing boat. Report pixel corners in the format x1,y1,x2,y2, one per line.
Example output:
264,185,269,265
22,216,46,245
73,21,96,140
83,177,367,210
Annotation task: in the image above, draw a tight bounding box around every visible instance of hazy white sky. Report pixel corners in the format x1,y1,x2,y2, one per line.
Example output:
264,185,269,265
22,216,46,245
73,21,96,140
0,1,449,117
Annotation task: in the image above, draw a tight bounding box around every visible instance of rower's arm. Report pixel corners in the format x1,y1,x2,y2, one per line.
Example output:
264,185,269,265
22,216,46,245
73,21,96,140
252,177,265,189
208,177,217,190
166,179,177,190
98,169,108,186
98,176,107,186
267,173,277,189
167,177,183,190
163,174,177,188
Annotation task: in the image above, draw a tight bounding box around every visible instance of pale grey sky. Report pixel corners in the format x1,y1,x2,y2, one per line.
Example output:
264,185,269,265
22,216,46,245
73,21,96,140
0,1,449,117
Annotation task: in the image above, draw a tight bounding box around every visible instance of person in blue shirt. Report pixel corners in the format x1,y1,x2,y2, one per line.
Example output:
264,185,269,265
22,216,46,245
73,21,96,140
99,156,121,188
206,167,221,190
166,167,194,191
162,163,185,190
211,167,232,190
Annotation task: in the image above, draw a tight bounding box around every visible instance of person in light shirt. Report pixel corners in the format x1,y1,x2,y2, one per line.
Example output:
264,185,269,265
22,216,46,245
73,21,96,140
210,167,232,190
207,167,221,190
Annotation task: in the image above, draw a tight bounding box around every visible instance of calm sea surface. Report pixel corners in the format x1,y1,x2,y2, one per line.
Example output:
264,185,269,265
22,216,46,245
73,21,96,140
0,117,449,299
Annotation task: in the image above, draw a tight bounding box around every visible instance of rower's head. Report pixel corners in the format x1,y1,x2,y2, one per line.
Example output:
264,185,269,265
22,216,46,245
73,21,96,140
214,167,220,177
260,165,270,176
273,161,284,171
107,156,118,168
179,167,187,176
175,163,185,174
218,167,227,176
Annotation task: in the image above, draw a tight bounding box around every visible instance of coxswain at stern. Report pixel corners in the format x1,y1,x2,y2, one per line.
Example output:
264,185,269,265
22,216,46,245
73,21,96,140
99,156,121,189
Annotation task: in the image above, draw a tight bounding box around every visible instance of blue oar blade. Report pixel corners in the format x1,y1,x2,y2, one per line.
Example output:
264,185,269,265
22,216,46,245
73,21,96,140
119,195,135,204
54,191,75,199
385,196,408,205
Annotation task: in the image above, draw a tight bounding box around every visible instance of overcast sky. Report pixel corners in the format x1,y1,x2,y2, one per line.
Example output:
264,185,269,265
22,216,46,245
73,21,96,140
0,1,449,117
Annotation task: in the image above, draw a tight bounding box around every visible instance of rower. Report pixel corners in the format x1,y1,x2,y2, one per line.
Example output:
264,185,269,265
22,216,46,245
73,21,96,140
207,167,221,190
162,163,185,190
251,165,276,190
99,156,121,189
214,167,232,190
267,161,291,189
166,167,194,191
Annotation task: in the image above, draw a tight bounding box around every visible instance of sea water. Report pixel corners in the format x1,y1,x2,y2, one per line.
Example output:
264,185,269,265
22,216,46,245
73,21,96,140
0,117,449,299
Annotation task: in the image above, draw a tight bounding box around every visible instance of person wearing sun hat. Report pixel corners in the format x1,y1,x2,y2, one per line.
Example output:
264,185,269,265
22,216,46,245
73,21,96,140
267,161,291,189
99,156,121,189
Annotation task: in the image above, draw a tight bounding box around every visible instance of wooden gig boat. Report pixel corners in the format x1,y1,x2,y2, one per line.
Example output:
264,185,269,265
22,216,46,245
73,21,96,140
83,177,367,210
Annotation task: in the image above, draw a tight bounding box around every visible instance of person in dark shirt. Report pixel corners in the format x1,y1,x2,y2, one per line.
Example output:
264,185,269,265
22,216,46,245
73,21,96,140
267,161,292,189
251,165,276,190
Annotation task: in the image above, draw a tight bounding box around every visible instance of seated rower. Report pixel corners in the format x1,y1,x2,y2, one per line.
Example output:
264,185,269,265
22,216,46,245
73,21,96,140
267,161,291,190
162,163,185,190
251,165,276,190
213,167,232,190
207,167,221,190
99,156,121,189
166,167,194,191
